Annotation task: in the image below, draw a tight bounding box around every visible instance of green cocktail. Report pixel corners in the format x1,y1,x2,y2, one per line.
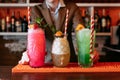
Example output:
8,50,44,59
76,28,95,67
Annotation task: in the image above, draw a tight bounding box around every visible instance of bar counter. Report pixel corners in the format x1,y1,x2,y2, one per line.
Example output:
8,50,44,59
1,62,120,80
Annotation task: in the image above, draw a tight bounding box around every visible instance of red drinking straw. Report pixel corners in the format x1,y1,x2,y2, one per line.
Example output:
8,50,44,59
90,7,94,54
27,0,30,26
64,9,69,37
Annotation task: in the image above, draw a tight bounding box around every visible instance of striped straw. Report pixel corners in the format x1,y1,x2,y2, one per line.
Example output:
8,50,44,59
90,7,94,54
28,6,30,25
64,9,69,37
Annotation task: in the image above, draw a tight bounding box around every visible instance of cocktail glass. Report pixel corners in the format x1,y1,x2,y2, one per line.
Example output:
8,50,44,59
27,28,46,68
76,28,95,67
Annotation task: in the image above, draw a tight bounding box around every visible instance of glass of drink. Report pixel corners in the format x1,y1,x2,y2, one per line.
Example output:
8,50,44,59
27,26,46,68
76,28,95,67
51,31,70,67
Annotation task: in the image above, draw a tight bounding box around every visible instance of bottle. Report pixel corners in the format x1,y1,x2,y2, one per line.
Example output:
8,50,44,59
100,8,107,32
18,11,23,22
84,9,90,29
21,15,28,32
106,10,111,32
11,11,16,32
15,11,22,32
6,8,11,32
81,9,85,21
1,18,6,32
94,10,100,32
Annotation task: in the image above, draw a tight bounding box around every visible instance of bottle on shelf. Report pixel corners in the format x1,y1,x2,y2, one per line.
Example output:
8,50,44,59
106,10,111,32
83,9,90,29
81,9,85,22
1,18,6,32
100,8,107,32
21,15,28,32
94,10,100,32
18,11,23,22
15,11,22,32
11,11,16,32
6,8,11,32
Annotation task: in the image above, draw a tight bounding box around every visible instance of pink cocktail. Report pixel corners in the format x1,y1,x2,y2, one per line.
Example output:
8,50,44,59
27,28,46,68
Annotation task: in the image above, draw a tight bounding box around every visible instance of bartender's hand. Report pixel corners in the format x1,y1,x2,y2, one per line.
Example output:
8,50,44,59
18,51,29,65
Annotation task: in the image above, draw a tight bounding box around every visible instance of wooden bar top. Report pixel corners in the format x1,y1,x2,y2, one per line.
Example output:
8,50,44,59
12,62,120,73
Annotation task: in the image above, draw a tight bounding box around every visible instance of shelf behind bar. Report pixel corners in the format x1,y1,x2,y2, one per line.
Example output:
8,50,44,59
0,32,111,36
96,32,111,36
76,3,120,7
0,3,120,7
0,32,27,36
29,3,120,7
0,3,29,7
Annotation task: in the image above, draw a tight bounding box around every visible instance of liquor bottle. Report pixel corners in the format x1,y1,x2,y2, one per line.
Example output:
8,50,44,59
84,9,90,29
100,8,107,32
15,11,22,32
11,11,16,32
21,15,28,32
1,18,6,32
6,8,11,32
106,10,111,32
81,9,85,22
94,10,100,32
17,11,23,24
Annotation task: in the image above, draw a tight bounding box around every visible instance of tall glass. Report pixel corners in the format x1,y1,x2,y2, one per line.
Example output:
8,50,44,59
27,28,46,68
76,29,95,67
